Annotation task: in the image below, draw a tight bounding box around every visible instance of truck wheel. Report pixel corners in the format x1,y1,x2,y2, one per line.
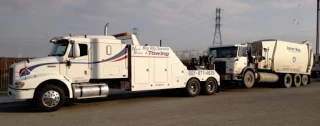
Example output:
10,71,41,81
301,75,308,86
283,73,292,88
185,79,201,97
202,78,218,95
243,70,255,88
293,74,301,87
34,84,65,112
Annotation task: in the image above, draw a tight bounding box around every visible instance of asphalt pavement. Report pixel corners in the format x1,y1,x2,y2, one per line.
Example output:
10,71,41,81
0,80,320,126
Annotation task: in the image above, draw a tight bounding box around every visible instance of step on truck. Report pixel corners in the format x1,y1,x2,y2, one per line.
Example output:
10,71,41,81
206,39,313,88
7,25,220,112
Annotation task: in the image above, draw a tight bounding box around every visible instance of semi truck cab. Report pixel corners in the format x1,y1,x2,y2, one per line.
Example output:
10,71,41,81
207,44,249,82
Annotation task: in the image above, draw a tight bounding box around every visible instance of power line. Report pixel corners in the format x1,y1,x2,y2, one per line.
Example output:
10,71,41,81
292,0,306,25
275,0,308,38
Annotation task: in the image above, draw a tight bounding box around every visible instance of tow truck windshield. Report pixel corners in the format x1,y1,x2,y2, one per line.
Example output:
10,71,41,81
48,40,69,56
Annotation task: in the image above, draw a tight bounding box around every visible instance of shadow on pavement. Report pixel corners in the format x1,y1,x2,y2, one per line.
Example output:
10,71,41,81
0,90,183,113
0,81,315,113
0,102,36,113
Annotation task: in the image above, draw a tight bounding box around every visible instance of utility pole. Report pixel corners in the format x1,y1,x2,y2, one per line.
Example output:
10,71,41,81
213,8,223,46
317,0,320,54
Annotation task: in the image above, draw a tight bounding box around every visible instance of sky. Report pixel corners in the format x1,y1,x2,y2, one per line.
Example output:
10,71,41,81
0,0,317,57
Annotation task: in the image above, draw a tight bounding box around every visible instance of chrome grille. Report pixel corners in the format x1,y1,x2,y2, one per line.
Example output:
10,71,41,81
8,68,13,85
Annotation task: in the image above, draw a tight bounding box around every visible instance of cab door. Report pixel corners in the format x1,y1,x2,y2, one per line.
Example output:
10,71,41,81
235,46,249,74
66,43,91,83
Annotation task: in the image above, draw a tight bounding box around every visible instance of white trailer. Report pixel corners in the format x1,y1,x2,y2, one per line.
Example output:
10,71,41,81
207,39,313,88
7,26,220,112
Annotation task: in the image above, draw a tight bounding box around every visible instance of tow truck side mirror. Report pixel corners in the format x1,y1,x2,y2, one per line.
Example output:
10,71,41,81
72,43,80,58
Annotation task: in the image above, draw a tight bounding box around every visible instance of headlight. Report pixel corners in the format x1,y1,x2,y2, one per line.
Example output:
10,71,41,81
15,82,25,88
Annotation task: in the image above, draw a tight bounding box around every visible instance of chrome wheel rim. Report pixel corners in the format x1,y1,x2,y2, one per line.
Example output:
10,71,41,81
42,90,60,107
190,82,198,94
207,82,215,92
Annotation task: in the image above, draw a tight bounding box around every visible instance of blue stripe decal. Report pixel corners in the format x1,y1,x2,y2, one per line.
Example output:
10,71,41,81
19,48,127,77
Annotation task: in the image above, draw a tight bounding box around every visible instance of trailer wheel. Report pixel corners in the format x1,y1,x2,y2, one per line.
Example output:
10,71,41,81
301,75,308,86
185,79,201,97
283,73,292,88
34,84,65,112
243,70,255,88
202,78,218,95
293,74,301,87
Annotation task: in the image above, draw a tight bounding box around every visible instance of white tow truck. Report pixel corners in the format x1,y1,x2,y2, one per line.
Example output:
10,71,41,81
207,39,313,88
7,25,220,111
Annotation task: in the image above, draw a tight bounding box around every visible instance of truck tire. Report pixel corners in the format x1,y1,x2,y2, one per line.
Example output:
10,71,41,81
243,70,255,88
301,75,308,86
185,78,201,97
34,84,65,112
293,74,301,87
283,73,292,88
201,78,218,95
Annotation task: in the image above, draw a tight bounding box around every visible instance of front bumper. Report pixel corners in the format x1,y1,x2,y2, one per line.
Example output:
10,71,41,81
7,87,35,100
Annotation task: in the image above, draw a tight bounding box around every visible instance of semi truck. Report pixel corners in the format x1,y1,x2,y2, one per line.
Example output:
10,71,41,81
206,39,313,88
6,25,220,112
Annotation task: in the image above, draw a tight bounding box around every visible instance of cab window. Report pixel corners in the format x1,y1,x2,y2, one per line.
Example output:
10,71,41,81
238,47,248,57
68,44,88,57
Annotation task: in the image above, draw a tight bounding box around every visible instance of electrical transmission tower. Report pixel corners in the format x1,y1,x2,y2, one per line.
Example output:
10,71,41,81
213,8,222,46
132,27,139,40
